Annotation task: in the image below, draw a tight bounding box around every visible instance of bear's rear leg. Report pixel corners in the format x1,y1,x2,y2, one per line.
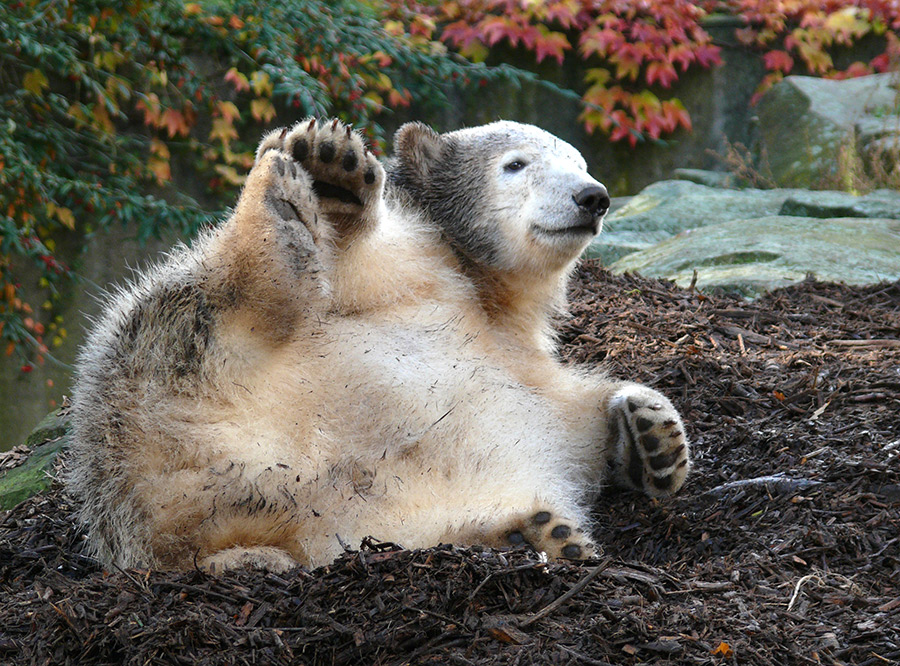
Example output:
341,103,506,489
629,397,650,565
199,546,299,574
256,118,386,245
215,148,334,345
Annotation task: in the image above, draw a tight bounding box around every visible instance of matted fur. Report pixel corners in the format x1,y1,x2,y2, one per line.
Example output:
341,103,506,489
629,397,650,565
66,119,690,572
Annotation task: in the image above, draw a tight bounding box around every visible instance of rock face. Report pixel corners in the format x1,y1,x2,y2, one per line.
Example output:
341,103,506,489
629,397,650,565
588,179,900,296
610,216,900,297
587,180,799,263
779,189,900,219
755,73,900,188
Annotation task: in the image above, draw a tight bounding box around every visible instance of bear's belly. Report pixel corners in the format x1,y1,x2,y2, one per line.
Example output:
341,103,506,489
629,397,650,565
213,314,591,493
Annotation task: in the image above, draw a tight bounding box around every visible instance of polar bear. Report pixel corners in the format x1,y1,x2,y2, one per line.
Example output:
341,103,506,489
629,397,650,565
66,118,690,573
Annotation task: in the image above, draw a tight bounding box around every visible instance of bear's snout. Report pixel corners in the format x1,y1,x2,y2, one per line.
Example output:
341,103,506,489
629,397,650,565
573,184,610,219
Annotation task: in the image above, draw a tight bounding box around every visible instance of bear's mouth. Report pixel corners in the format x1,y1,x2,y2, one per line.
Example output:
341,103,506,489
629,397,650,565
533,220,599,238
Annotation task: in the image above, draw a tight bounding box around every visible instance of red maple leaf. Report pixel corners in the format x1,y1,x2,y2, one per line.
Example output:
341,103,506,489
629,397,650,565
763,49,794,72
534,28,570,63
646,61,678,87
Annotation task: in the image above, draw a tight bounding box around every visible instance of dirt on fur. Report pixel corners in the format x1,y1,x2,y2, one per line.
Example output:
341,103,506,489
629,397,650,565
1,262,898,666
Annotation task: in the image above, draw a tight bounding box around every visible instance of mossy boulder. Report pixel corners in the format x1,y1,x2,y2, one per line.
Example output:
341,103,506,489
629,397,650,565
755,73,900,188
585,180,802,264
0,410,70,510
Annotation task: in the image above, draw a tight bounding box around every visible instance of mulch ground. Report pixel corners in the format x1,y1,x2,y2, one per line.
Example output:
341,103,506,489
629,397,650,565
1,262,898,665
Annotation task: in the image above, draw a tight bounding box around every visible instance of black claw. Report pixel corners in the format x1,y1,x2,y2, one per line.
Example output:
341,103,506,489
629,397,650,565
331,118,339,130
342,150,358,172
319,141,336,163
562,544,582,559
279,127,288,139
507,531,525,545
307,118,316,131
639,433,660,452
292,138,309,162
635,416,653,432
533,511,551,524
364,167,376,185
662,419,677,428
550,524,571,540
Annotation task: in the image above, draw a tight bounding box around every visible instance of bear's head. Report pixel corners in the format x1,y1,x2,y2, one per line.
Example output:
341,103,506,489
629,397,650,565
387,121,609,276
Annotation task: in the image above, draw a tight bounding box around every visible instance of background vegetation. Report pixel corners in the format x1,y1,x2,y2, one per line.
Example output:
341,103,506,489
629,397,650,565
1,0,898,408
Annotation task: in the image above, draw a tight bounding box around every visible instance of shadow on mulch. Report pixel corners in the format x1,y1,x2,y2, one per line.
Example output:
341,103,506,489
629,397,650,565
2,263,898,665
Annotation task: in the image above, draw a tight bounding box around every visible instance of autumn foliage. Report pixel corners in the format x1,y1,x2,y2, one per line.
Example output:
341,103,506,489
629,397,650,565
2,0,899,365
0,0,508,366
388,0,900,146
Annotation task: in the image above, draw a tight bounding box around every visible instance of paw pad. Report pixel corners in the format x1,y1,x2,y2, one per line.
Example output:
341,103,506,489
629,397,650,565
550,524,571,539
254,117,386,238
609,386,691,497
499,508,596,561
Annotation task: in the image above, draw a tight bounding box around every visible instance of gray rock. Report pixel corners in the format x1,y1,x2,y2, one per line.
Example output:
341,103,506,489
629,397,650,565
755,74,900,188
779,189,900,219
609,216,900,297
587,180,799,264
672,168,736,189
586,179,900,265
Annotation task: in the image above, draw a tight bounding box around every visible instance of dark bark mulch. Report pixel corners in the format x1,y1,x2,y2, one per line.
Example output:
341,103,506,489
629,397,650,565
2,262,898,665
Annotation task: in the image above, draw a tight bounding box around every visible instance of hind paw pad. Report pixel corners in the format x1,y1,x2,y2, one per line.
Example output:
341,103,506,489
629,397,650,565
504,509,596,560
608,386,690,497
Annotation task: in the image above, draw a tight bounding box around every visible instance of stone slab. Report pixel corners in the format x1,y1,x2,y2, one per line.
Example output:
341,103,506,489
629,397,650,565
608,216,900,297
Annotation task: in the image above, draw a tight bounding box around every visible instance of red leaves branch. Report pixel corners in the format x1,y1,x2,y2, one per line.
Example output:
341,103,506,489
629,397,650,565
392,0,897,146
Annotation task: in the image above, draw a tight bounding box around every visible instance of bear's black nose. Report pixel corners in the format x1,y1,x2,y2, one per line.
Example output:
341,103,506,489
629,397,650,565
573,185,610,218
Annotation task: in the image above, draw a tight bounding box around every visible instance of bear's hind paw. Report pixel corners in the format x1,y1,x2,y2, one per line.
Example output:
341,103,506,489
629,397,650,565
608,385,690,497
199,546,299,574
501,509,597,560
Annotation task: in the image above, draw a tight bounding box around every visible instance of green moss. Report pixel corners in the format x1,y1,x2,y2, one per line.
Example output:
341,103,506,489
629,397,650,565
0,410,70,510
675,251,782,271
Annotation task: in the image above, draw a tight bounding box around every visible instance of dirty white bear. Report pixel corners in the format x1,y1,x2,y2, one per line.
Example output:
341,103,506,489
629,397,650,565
66,119,690,572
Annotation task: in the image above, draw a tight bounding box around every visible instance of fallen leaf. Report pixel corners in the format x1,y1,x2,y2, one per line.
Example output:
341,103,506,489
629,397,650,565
712,641,733,658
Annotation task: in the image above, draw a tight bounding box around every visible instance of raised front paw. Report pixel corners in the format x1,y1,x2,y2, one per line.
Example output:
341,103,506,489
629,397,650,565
502,508,597,560
256,118,385,239
607,385,690,497
242,148,326,252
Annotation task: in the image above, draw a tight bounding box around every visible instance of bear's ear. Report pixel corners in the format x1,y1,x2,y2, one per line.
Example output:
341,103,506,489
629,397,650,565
393,122,444,181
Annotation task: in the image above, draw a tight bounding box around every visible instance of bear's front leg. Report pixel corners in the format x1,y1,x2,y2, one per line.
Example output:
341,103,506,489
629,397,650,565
606,385,691,497
256,118,386,246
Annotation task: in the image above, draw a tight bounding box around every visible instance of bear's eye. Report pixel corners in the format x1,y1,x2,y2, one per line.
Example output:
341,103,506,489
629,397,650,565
504,160,527,173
